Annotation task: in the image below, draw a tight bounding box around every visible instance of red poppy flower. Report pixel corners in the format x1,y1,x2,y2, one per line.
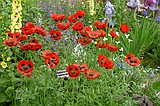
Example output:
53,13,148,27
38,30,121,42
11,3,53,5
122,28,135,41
94,20,108,29
51,13,65,21
104,58,114,69
78,63,88,72
50,30,62,41
20,44,30,51
125,53,140,66
17,35,28,41
78,38,92,45
45,53,60,68
107,44,118,52
96,30,106,37
120,23,130,33
98,55,108,67
22,26,33,35
29,43,43,51
110,29,119,38
98,55,114,69
96,40,108,48
87,31,100,39
6,30,13,38
68,14,78,23
80,26,92,36
76,10,85,18
84,69,100,80
3,38,19,46
17,60,34,77
56,22,70,30
20,43,42,51
66,64,81,78
29,38,39,44
41,50,53,59
12,32,22,38
34,26,46,36
72,21,84,31
26,22,35,29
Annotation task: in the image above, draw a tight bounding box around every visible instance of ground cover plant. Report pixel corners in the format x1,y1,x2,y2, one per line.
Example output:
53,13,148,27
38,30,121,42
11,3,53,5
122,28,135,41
0,0,160,106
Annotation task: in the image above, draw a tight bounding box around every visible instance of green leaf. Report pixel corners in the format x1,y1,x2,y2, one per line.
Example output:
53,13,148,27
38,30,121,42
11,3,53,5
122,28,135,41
0,93,6,103
5,86,14,97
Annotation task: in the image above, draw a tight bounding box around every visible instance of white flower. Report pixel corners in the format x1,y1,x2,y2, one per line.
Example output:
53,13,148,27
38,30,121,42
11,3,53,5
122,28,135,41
108,33,111,36
115,41,120,44
92,40,96,44
103,37,108,41
128,39,133,42
119,47,123,51
116,32,119,36
125,34,130,39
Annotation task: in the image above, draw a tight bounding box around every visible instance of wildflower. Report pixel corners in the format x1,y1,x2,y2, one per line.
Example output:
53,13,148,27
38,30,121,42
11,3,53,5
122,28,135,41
156,16,160,23
4,47,7,50
125,34,130,38
96,30,106,37
72,22,84,31
87,31,100,39
17,60,34,77
51,13,65,21
56,22,70,30
107,44,118,52
144,0,156,11
78,63,88,72
120,24,130,33
1,61,7,68
128,39,133,42
88,0,96,15
125,53,140,66
41,50,53,59
1,54,4,58
104,1,116,25
3,37,19,46
119,47,123,52
49,30,62,41
22,26,33,35
96,40,108,48
68,14,78,23
66,64,81,78
84,69,100,80
75,10,85,18
78,38,92,46
115,41,120,44
0,16,2,20
10,0,22,33
110,29,119,38
34,26,46,36
94,20,108,29
80,26,92,36
127,0,141,9
20,39,43,51
26,22,35,29
7,57,11,62
98,55,114,69
103,37,108,41
45,53,60,68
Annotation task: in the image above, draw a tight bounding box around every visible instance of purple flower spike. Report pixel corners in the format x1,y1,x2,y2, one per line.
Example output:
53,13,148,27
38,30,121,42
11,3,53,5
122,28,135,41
144,0,156,11
156,16,160,23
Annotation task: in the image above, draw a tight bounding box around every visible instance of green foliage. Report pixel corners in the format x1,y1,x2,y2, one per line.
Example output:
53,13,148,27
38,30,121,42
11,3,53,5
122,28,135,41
0,0,160,106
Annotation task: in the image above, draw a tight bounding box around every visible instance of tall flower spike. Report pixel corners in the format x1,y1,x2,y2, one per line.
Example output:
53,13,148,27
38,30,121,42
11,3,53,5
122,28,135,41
104,1,116,25
88,0,95,16
127,0,141,9
10,0,22,33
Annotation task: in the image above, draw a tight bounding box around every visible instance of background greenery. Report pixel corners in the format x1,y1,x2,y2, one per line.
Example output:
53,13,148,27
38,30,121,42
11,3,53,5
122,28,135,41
0,0,159,106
